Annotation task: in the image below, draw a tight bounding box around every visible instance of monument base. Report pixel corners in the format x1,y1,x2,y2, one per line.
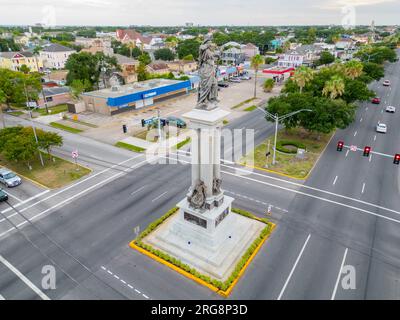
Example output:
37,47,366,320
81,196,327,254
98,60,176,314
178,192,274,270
144,197,266,281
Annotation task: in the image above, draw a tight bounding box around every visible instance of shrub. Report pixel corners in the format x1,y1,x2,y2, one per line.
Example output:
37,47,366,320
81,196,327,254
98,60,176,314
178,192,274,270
276,140,306,154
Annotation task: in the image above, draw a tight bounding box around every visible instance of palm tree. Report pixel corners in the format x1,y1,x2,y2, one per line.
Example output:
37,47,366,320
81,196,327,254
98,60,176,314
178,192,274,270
344,60,363,80
127,41,136,58
323,75,345,99
292,66,314,93
251,54,265,98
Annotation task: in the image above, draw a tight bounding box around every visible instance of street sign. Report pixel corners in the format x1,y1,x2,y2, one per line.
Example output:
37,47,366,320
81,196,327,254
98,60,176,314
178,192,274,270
350,145,357,152
72,150,79,159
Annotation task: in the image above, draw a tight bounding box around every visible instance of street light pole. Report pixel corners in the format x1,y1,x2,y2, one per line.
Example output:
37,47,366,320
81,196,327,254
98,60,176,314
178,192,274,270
258,107,313,165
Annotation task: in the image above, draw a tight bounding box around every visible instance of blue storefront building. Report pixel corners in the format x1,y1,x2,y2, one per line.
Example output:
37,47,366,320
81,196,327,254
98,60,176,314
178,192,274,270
81,78,191,115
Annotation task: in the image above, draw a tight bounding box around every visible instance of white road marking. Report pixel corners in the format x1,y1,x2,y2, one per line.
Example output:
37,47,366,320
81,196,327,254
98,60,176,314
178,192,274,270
333,176,338,185
369,154,373,163
345,150,350,157
331,248,348,300
277,234,311,300
354,131,358,137
374,135,377,141
4,191,22,203
151,191,168,202
131,186,146,196
170,154,400,219
0,157,152,238
360,118,363,122
225,190,288,213
0,255,50,300
101,266,150,299
362,183,366,194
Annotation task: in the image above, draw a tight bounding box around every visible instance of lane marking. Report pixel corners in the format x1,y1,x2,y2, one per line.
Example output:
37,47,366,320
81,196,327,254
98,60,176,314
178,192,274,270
331,248,349,300
369,154,373,163
131,186,146,196
362,183,366,194
0,157,153,238
333,176,338,186
0,255,50,300
169,154,400,219
4,192,22,203
360,118,363,122
277,234,311,300
354,131,357,137
151,191,168,203
345,150,350,157
374,135,377,142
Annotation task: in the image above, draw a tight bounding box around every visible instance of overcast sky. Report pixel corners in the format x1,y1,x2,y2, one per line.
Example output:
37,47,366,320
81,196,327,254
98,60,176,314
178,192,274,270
0,0,399,26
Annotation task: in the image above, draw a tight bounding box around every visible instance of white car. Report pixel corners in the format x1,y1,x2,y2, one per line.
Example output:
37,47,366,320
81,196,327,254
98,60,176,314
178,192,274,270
386,106,396,113
0,169,22,187
229,78,242,83
383,80,391,86
376,123,388,133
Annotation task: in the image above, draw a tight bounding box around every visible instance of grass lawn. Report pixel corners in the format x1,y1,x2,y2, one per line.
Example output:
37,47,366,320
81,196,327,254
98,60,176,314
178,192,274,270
231,97,256,109
50,122,84,134
37,104,68,116
65,118,98,128
241,128,334,179
7,111,24,116
115,142,146,153
244,105,257,112
173,137,191,150
0,153,91,189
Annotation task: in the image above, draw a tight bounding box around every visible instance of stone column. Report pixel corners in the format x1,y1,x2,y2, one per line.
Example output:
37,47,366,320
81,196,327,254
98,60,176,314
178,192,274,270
191,128,200,189
213,126,221,182
200,128,214,198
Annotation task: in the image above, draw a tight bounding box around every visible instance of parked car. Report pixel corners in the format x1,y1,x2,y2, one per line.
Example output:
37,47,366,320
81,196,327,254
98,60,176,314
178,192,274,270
383,80,391,86
372,97,381,104
0,169,22,188
376,123,387,133
386,106,396,113
218,82,229,88
0,189,8,202
229,77,242,83
167,117,187,129
240,75,251,80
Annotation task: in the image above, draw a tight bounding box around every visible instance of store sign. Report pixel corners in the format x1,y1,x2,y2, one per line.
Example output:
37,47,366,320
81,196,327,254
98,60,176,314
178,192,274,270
143,92,157,99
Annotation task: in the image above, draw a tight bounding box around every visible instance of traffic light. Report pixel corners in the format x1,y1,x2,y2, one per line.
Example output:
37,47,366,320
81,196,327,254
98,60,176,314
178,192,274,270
141,119,145,127
337,141,344,152
394,154,400,165
363,146,371,157
122,124,127,134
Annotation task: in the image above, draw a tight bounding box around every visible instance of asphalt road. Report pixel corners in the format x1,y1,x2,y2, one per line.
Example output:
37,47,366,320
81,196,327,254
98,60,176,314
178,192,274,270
1,52,400,300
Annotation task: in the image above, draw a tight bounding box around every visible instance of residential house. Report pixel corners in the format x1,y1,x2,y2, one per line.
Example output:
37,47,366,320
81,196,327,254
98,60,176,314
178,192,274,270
37,86,71,108
39,43,76,70
111,53,139,84
241,43,260,60
166,60,198,74
80,38,114,55
278,45,321,68
220,42,246,66
0,51,43,72
115,29,154,50
146,61,170,75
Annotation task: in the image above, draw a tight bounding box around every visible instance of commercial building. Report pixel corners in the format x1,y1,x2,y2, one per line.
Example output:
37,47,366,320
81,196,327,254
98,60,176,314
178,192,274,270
80,78,191,116
0,51,43,72
37,86,71,108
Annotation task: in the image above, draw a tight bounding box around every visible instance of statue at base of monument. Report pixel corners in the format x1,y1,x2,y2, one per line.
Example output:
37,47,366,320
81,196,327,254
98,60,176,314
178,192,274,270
212,178,222,195
196,35,219,111
187,180,207,209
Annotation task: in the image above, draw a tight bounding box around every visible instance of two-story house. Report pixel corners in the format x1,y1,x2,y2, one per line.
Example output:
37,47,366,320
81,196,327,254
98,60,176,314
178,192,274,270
0,51,44,72
39,43,76,70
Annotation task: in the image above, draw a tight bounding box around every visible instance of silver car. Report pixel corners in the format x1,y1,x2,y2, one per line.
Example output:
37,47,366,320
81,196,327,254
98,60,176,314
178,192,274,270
0,169,22,187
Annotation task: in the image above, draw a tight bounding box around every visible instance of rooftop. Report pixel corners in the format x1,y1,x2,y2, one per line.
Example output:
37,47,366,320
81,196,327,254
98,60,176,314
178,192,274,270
41,43,76,53
0,51,34,59
82,78,186,99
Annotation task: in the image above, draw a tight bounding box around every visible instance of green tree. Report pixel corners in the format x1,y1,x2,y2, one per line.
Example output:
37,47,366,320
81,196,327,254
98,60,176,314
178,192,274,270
137,62,148,81
344,60,363,80
19,64,31,74
177,39,201,60
183,54,194,61
362,62,385,81
70,79,90,100
36,129,63,159
323,75,345,99
317,51,335,66
292,66,314,93
138,52,152,65
3,134,37,169
263,79,275,92
250,54,264,98
154,48,175,61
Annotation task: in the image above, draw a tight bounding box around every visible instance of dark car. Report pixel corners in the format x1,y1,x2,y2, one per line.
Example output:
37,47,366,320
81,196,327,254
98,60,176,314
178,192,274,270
218,82,229,88
0,189,8,202
372,97,381,104
166,117,187,129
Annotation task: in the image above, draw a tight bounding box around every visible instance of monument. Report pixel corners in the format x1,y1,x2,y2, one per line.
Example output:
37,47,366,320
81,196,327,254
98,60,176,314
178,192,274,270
144,35,265,281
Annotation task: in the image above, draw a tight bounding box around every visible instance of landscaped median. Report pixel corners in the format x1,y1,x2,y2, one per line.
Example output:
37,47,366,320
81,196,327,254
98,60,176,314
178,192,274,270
241,127,334,180
129,207,275,297
50,122,84,134
115,141,146,153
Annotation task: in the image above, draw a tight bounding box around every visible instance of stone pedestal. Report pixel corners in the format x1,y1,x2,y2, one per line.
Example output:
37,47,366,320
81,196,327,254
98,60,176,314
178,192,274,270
143,107,265,281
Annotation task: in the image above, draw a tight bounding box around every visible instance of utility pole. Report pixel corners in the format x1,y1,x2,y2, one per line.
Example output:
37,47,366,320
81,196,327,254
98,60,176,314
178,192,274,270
23,80,45,167
258,107,313,165
157,109,162,143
